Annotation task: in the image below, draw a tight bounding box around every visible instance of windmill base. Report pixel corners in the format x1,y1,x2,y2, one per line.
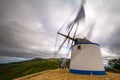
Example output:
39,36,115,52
70,69,106,75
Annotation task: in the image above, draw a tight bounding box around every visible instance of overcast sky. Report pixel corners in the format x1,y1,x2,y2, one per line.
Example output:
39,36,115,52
0,0,120,63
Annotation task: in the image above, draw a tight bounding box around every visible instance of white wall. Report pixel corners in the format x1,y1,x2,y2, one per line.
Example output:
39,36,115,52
70,44,105,71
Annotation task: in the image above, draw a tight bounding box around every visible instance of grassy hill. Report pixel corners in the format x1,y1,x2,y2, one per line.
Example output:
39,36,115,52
0,58,119,80
0,58,69,80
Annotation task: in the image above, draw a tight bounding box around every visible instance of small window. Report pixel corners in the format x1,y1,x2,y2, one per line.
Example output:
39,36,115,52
78,45,81,49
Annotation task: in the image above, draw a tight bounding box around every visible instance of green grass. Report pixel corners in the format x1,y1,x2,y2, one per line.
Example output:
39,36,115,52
0,58,69,80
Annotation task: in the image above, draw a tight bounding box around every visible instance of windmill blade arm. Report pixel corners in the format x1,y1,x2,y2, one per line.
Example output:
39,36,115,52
57,37,68,54
57,32,75,41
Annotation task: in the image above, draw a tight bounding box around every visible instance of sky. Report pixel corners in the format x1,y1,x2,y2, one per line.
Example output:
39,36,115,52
0,0,120,64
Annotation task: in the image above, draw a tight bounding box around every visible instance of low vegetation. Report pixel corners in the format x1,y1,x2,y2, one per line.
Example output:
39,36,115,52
108,58,120,70
105,58,120,73
0,58,69,80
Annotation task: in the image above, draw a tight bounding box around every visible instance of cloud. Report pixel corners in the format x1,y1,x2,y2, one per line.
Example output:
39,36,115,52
0,56,29,63
84,0,120,58
0,0,120,63
74,0,120,65
0,0,79,63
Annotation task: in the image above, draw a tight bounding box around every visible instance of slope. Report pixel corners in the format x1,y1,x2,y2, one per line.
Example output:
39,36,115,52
15,69,120,80
0,58,66,80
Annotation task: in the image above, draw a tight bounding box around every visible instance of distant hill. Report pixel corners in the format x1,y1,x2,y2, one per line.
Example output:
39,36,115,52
0,58,70,80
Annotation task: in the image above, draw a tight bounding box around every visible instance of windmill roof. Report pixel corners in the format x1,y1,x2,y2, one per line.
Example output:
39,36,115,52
80,39,90,42
74,38,99,46
75,38,91,43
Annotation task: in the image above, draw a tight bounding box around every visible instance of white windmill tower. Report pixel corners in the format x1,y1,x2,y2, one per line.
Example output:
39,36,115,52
69,37,106,75
54,0,105,75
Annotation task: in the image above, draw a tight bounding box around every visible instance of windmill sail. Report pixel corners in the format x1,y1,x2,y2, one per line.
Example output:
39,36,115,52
55,0,86,57
67,2,85,30
74,5,85,23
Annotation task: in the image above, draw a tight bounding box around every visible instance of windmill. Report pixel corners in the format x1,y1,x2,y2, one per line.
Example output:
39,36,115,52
54,0,106,75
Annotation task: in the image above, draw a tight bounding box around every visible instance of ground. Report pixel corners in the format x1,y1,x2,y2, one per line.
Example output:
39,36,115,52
15,69,120,80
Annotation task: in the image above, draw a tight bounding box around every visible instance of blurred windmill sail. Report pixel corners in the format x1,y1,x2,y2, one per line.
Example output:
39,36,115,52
54,0,86,58
74,5,85,23
67,1,85,30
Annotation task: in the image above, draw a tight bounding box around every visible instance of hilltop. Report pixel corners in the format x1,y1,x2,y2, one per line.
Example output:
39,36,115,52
0,58,69,80
15,69,120,80
0,58,119,80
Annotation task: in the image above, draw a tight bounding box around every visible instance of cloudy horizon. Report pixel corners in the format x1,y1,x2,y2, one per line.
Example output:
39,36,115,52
0,0,120,64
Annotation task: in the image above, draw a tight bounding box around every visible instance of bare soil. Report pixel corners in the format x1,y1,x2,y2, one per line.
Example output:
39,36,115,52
15,69,120,80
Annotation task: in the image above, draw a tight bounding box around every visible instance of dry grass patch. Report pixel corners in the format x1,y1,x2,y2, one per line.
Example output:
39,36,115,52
15,69,120,80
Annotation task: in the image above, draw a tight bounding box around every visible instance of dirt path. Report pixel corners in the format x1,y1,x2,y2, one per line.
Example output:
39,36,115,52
15,69,120,80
